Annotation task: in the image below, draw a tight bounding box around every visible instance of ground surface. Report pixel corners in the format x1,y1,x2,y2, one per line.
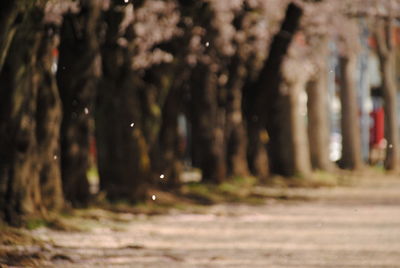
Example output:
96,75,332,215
3,172,400,267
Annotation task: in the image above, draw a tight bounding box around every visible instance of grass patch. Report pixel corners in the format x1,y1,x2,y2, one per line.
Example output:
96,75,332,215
87,166,99,186
264,170,352,189
179,176,262,205
25,218,48,230
22,215,82,232
84,176,265,217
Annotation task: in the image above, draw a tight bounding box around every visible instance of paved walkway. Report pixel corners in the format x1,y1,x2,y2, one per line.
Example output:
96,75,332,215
33,174,400,267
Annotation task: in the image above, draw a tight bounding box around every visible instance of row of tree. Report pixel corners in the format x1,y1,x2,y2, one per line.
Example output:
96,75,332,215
0,0,399,225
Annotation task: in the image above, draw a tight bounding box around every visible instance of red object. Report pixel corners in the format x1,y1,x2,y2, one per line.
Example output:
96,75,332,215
89,136,97,158
52,48,58,57
370,108,384,146
368,36,377,49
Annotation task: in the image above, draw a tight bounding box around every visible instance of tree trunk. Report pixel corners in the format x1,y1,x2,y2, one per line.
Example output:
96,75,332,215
96,75,150,201
306,39,333,171
262,75,311,177
191,63,226,183
57,0,101,206
0,0,19,73
246,119,269,181
225,58,250,177
243,71,269,181
307,78,332,171
289,78,312,176
375,18,400,171
154,64,192,188
158,84,184,187
379,54,400,170
338,55,363,170
96,6,149,201
249,3,303,176
36,26,64,211
0,9,63,224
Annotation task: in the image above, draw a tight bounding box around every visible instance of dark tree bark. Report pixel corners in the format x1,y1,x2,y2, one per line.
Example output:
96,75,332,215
225,57,250,177
248,3,303,176
158,81,184,187
375,18,400,171
36,25,64,211
0,32,43,224
0,9,64,224
134,70,163,164
96,5,149,201
244,70,269,181
0,0,19,73
152,59,192,188
191,63,226,183
306,37,333,171
187,3,228,184
246,119,269,181
151,1,196,187
338,54,363,170
57,0,101,206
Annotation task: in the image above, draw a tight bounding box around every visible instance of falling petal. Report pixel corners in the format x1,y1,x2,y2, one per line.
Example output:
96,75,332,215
160,174,165,179
152,195,156,201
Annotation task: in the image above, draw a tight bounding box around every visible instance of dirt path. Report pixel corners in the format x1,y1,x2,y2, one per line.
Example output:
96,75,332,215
15,174,400,267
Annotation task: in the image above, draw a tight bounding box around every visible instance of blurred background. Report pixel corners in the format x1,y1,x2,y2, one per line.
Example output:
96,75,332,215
1,0,400,225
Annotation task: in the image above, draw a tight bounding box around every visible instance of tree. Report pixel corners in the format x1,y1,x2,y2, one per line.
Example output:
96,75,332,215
338,55,363,170
96,0,179,200
249,2,304,176
0,6,64,225
188,2,228,183
337,18,363,170
0,0,20,72
189,0,274,182
57,0,102,206
306,37,334,171
225,55,250,177
36,24,64,212
241,0,283,181
375,17,400,171
190,63,227,183
280,43,313,177
157,72,187,187
155,35,191,187
96,1,149,201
